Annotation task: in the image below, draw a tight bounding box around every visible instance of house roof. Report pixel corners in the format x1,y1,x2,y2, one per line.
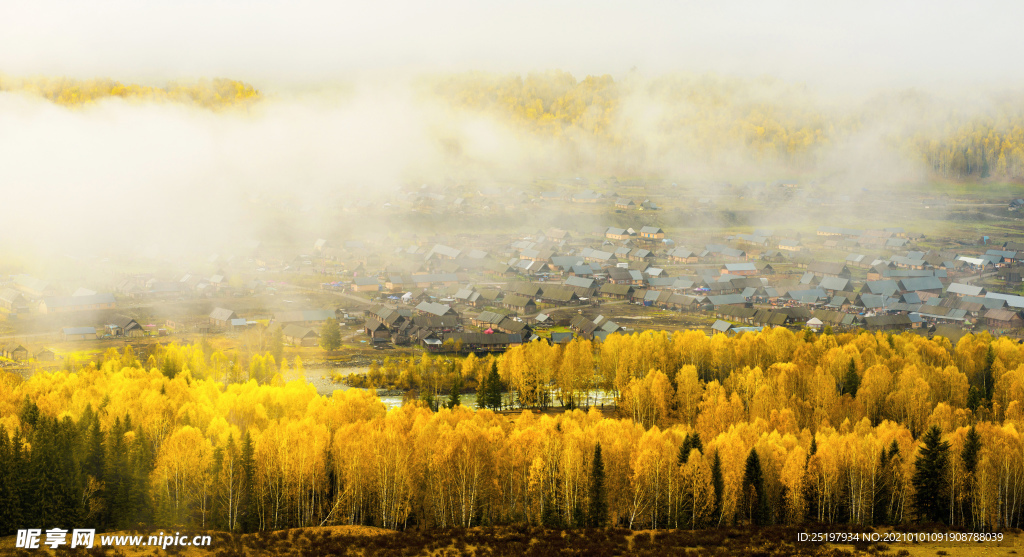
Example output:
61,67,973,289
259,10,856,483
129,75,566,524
276,309,336,322
209,307,237,321
43,293,116,308
503,293,535,308
985,308,1022,322
565,276,595,289
818,277,851,291
61,327,96,335
282,325,318,338
415,301,455,317
946,283,984,296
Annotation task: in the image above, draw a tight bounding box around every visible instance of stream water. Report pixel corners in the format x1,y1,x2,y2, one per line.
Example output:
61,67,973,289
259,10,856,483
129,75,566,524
304,367,616,410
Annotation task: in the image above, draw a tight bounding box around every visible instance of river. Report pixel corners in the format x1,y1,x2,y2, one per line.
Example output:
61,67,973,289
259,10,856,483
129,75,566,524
304,367,615,410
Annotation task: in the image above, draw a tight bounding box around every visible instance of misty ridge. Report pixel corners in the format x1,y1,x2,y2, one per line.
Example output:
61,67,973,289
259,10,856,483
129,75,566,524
0,70,1021,262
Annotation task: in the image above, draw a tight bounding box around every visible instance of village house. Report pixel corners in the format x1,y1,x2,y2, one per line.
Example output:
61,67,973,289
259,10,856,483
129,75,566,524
209,308,239,328
605,227,632,241
275,309,338,327
282,324,320,347
667,248,699,263
502,294,537,314
807,262,853,279
107,315,145,337
61,326,97,341
38,293,117,314
2,343,28,360
13,275,57,298
983,309,1023,328
721,263,758,276
638,226,665,240
600,283,634,299
351,277,381,292
0,289,29,313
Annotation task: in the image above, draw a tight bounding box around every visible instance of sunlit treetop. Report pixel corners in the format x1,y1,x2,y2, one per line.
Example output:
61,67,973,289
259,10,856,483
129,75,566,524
0,75,260,109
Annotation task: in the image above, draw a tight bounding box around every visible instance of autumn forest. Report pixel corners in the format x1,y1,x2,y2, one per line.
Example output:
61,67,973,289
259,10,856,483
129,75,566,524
1,328,1022,536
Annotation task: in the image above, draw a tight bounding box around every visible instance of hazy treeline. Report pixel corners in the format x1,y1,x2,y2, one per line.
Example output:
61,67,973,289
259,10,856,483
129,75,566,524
8,71,1024,179
2,329,1024,533
0,76,260,109
427,71,1024,179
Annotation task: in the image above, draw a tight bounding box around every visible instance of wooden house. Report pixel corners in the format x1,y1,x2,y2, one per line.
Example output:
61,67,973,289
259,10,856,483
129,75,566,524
61,327,97,341
209,308,239,328
502,294,537,314
983,309,1023,328
2,343,28,360
282,325,319,347
638,226,665,240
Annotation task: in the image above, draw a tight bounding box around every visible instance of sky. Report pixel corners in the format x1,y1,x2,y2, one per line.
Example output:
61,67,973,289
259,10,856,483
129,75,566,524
2,0,1023,92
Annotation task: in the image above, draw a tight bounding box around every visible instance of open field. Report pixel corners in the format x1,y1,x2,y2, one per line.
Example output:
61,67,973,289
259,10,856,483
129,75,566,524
4,525,1022,556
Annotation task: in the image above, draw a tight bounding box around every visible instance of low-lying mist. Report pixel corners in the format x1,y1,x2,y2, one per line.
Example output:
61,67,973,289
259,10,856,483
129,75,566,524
0,70,1019,268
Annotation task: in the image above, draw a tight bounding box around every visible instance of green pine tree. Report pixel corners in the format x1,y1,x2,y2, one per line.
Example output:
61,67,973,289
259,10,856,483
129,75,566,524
0,425,21,536
842,359,860,396
743,448,769,525
448,375,462,408
485,361,503,410
960,426,982,528
711,450,724,525
912,425,951,523
476,368,489,410
982,345,995,401
588,443,607,527
873,447,892,525
240,431,259,533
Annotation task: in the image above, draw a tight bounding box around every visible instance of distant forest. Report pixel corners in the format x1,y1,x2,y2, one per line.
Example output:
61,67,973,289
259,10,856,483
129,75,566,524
426,71,1024,179
0,76,260,110
2,329,1023,534
4,71,1023,179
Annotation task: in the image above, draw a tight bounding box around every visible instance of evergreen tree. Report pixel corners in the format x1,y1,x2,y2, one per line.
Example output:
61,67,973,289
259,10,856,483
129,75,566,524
711,450,724,525
873,448,892,525
982,345,995,401
129,428,154,527
485,361,503,410
689,432,703,454
588,443,607,527
476,368,489,410
677,433,703,465
804,435,820,522
960,425,982,528
841,360,860,396
320,319,342,351
743,448,768,525
966,386,982,412
420,389,438,412
240,431,259,533
448,374,462,408
0,425,20,536
912,425,951,523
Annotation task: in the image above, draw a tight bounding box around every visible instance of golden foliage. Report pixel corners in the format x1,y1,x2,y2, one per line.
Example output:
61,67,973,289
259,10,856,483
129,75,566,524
0,75,260,109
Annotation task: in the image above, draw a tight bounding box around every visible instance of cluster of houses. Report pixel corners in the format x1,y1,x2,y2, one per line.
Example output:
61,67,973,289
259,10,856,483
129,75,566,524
331,223,1024,349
